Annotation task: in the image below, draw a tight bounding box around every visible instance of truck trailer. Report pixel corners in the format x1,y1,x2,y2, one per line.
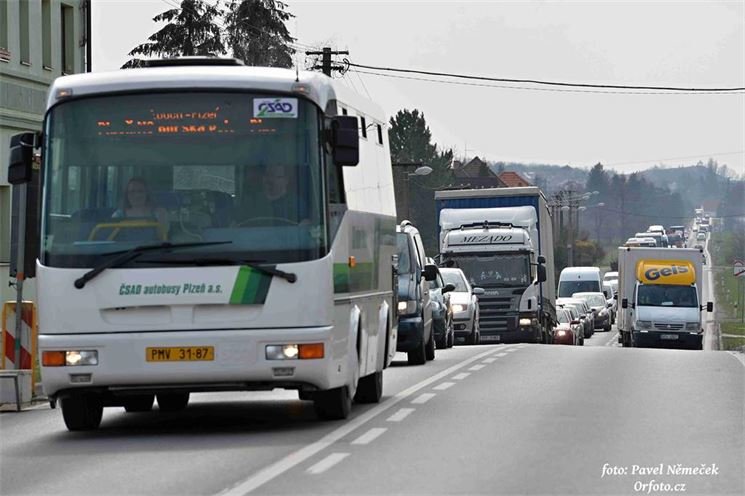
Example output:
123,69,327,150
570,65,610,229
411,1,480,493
434,187,555,343
616,247,712,349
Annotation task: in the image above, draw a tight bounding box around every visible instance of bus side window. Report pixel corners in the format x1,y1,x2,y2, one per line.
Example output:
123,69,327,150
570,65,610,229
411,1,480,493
327,151,347,238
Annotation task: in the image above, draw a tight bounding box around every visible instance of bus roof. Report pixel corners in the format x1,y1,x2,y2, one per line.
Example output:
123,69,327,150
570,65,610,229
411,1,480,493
46,65,384,120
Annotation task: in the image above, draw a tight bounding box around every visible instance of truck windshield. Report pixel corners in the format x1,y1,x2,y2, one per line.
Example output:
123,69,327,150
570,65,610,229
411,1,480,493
41,91,326,268
446,254,530,288
637,285,698,308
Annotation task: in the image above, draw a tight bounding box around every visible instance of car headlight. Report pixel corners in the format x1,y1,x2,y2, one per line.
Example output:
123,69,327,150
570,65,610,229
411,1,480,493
556,330,567,337
398,300,417,315
451,304,467,313
685,322,700,331
599,309,608,316
636,320,653,330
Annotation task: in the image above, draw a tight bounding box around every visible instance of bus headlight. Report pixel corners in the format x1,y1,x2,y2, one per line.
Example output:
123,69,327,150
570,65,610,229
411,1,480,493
266,344,324,360
42,350,98,366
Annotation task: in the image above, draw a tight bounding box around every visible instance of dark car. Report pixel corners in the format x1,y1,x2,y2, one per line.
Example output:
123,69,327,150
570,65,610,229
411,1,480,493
396,221,438,365
553,307,583,345
427,259,456,349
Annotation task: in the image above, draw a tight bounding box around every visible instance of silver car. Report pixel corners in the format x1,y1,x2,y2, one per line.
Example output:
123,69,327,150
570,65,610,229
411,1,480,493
440,268,482,345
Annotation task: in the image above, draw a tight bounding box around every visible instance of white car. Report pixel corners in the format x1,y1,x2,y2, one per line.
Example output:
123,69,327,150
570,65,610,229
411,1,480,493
440,267,482,345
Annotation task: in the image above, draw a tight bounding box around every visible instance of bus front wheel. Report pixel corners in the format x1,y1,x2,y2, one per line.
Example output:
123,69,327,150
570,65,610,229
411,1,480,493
314,386,352,420
61,394,103,431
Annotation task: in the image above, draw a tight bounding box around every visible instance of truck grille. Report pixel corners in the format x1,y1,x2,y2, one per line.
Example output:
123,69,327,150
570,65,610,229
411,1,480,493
653,322,684,331
477,295,518,333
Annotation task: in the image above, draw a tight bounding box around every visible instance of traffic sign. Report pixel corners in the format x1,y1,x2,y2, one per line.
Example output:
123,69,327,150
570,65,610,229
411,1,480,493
735,260,745,277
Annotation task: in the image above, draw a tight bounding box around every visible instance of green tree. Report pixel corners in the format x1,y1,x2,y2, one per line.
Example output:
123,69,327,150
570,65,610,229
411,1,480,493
388,109,453,253
224,0,295,68
122,0,224,68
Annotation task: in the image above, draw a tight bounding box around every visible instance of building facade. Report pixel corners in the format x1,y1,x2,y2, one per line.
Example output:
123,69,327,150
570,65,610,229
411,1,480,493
1,0,88,305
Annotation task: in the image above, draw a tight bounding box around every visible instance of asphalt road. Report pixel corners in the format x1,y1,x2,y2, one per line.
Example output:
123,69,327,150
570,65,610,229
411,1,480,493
2,342,743,496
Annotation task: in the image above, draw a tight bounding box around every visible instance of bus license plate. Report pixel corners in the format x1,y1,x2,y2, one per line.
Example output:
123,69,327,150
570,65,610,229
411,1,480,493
481,335,501,342
146,347,214,362
660,334,678,341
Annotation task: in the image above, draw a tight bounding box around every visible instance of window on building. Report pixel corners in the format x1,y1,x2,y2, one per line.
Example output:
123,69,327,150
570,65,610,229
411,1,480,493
61,4,74,74
360,116,367,139
19,0,30,64
0,0,9,57
0,186,10,263
42,0,52,69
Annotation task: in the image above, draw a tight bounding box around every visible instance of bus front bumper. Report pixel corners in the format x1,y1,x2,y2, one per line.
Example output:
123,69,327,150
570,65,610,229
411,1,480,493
38,326,344,399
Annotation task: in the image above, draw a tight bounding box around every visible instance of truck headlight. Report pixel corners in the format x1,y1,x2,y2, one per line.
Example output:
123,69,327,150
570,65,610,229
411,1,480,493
684,322,699,331
519,318,532,327
451,304,467,313
398,300,417,315
636,320,653,330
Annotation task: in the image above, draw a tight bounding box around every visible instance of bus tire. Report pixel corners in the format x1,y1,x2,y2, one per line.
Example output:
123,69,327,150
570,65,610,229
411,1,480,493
314,386,352,420
123,394,155,412
61,394,103,431
355,370,383,404
157,393,190,412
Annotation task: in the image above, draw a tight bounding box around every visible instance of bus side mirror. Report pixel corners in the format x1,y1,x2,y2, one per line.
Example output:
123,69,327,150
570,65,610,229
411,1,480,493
706,302,713,312
622,298,628,309
8,132,37,184
329,116,359,166
536,264,546,283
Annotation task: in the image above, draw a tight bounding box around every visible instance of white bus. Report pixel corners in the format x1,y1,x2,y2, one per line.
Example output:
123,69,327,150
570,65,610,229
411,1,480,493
8,59,398,430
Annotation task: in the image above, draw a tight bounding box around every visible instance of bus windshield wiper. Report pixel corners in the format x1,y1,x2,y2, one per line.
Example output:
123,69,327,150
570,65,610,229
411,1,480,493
73,241,233,289
139,257,297,283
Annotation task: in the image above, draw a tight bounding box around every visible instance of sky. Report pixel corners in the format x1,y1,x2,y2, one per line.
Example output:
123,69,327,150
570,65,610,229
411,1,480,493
92,0,745,176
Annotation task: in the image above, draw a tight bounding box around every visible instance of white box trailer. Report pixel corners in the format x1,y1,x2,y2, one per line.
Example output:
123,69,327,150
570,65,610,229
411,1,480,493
616,247,712,349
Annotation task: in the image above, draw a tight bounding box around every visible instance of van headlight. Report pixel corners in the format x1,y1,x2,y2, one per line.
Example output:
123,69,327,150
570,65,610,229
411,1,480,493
685,322,700,331
398,300,417,315
635,320,653,330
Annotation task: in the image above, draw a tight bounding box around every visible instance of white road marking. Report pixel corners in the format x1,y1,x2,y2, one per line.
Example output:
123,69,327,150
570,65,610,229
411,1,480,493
433,382,455,391
482,357,497,363
351,427,387,445
606,332,619,347
217,346,498,495
727,351,745,368
469,364,485,371
306,453,349,475
386,408,415,422
411,393,436,404
496,353,508,357
451,372,470,380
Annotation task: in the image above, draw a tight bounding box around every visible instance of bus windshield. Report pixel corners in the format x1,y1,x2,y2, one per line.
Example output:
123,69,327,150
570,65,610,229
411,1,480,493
41,91,327,268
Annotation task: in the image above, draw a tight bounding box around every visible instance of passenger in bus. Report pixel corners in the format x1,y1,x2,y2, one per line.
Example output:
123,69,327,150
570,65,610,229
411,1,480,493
112,177,169,239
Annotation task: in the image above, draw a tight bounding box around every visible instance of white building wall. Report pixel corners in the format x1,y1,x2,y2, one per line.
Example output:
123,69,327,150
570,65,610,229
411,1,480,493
1,0,87,306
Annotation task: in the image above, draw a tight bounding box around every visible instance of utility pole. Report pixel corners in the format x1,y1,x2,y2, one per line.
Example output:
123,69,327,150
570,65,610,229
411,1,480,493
305,47,349,77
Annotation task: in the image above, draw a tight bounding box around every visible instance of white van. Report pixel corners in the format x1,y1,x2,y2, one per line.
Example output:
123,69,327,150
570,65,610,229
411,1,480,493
557,267,604,298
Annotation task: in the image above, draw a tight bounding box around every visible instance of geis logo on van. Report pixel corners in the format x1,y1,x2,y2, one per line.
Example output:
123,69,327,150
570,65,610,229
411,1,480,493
254,98,298,118
637,260,696,285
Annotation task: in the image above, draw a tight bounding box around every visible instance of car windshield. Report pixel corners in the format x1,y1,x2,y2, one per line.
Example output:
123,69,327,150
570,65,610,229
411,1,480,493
637,285,698,308
557,311,570,324
575,294,607,307
441,270,469,292
396,233,413,274
445,253,530,288
41,91,326,267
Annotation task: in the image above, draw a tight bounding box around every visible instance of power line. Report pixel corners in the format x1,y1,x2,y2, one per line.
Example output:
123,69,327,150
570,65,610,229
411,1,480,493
348,62,745,93
351,68,745,96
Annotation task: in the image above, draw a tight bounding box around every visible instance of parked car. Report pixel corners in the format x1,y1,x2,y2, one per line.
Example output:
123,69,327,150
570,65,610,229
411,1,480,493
556,297,595,338
553,307,583,345
572,292,612,332
440,267,482,345
427,258,456,349
396,221,438,365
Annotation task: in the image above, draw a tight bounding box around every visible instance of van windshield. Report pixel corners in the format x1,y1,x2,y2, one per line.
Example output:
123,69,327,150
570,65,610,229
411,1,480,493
558,280,600,297
637,285,698,308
